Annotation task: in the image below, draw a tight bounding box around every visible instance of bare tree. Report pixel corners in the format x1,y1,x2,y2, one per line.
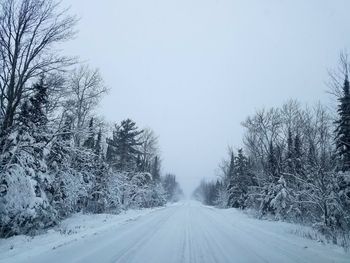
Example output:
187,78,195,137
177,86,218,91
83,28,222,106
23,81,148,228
0,0,77,134
242,107,283,171
327,52,349,100
63,65,107,146
138,128,159,172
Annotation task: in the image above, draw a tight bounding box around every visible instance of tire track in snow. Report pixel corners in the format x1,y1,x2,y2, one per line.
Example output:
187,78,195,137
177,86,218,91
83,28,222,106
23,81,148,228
111,207,177,263
9,202,349,263
200,206,337,263
193,205,268,263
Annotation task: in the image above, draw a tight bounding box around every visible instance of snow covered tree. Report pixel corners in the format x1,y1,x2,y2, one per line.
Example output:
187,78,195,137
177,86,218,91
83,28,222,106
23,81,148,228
267,141,279,181
162,174,183,202
226,152,235,206
286,128,294,173
106,119,143,171
0,0,77,136
335,74,350,171
83,118,95,150
270,175,292,219
64,65,107,147
0,80,57,237
95,128,103,158
47,115,73,169
138,128,159,173
151,156,161,182
294,133,303,173
227,149,254,208
0,0,170,238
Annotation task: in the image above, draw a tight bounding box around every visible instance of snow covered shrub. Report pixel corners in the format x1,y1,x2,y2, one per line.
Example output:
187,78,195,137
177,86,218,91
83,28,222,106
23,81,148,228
0,125,57,237
338,172,350,230
0,166,57,237
259,183,278,216
270,176,293,220
105,172,122,213
146,183,166,207
51,168,90,217
122,172,166,209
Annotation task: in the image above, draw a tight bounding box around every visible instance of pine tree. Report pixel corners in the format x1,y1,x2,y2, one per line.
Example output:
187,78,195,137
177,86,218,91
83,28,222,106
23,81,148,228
151,156,161,182
29,79,48,129
307,139,317,171
294,133,303,176
106,119,143,171
236,149,251,186
267,141,279,181
18,79,48,138
270,175,291,219
227,152,235,180
48,115,73,168
335,74,350,171
17,80,50,159
18,101,31,132
106,143,114,164
83,118,95,150
94,128,102,158
226,152,235,206
227,149,252,208
286,128,294,173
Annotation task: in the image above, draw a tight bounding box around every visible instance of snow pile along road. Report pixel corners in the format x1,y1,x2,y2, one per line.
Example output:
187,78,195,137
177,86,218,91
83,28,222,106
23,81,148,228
0,206,165,262
0,201,348,263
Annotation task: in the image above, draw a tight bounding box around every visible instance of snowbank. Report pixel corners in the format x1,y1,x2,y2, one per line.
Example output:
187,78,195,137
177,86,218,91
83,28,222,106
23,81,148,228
0,206,164,262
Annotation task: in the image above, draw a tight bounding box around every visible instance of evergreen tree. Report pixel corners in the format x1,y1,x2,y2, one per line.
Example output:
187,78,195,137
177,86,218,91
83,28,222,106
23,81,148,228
267,141,279,181
17,79,49,139
106,119,143,171
226,152,235,206
335,74,350,171
106,143,114,164
16,80,50,158
227,149,252,208
306,139,317,171
151,156,161,182
18,101,31,132
48,115,73,169
227,152,235,180
270,175,291,219
294,133,303,176
286,128,294,173
83,118,95,150
94,128,102,158
29,79,49,129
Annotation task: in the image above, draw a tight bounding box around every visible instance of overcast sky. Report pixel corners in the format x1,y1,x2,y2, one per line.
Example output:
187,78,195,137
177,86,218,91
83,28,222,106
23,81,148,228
63,0,350,195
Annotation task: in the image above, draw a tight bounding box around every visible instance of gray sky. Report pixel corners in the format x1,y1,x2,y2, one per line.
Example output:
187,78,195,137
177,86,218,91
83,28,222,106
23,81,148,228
63,0,350,195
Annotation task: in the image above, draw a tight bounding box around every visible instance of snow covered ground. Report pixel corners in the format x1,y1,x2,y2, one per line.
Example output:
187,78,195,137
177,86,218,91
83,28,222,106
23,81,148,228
0,201,348,263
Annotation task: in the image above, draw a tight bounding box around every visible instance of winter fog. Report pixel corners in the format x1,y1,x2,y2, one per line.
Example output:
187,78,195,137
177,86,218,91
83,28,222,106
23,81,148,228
62,0,350,195
1,0,350,262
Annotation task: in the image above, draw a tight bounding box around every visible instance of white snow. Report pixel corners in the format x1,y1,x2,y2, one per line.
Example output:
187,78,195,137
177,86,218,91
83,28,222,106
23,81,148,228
0,206,165,263
0,201,348,263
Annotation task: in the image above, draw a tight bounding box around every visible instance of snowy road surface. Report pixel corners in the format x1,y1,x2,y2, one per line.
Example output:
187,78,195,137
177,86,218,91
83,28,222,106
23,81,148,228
1,202,348,263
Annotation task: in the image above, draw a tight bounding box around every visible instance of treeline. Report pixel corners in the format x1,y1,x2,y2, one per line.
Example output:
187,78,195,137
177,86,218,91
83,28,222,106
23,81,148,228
194,60,350,247
0,0,182,238
162,174,184,202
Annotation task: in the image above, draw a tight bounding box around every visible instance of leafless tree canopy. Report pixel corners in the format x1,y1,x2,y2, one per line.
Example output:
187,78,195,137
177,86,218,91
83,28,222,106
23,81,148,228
63,65,107,146
0,0,77,133
327,52,349,99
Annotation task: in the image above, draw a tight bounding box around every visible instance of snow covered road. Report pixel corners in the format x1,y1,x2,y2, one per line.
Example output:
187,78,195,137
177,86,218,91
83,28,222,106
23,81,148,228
2,202,348,263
